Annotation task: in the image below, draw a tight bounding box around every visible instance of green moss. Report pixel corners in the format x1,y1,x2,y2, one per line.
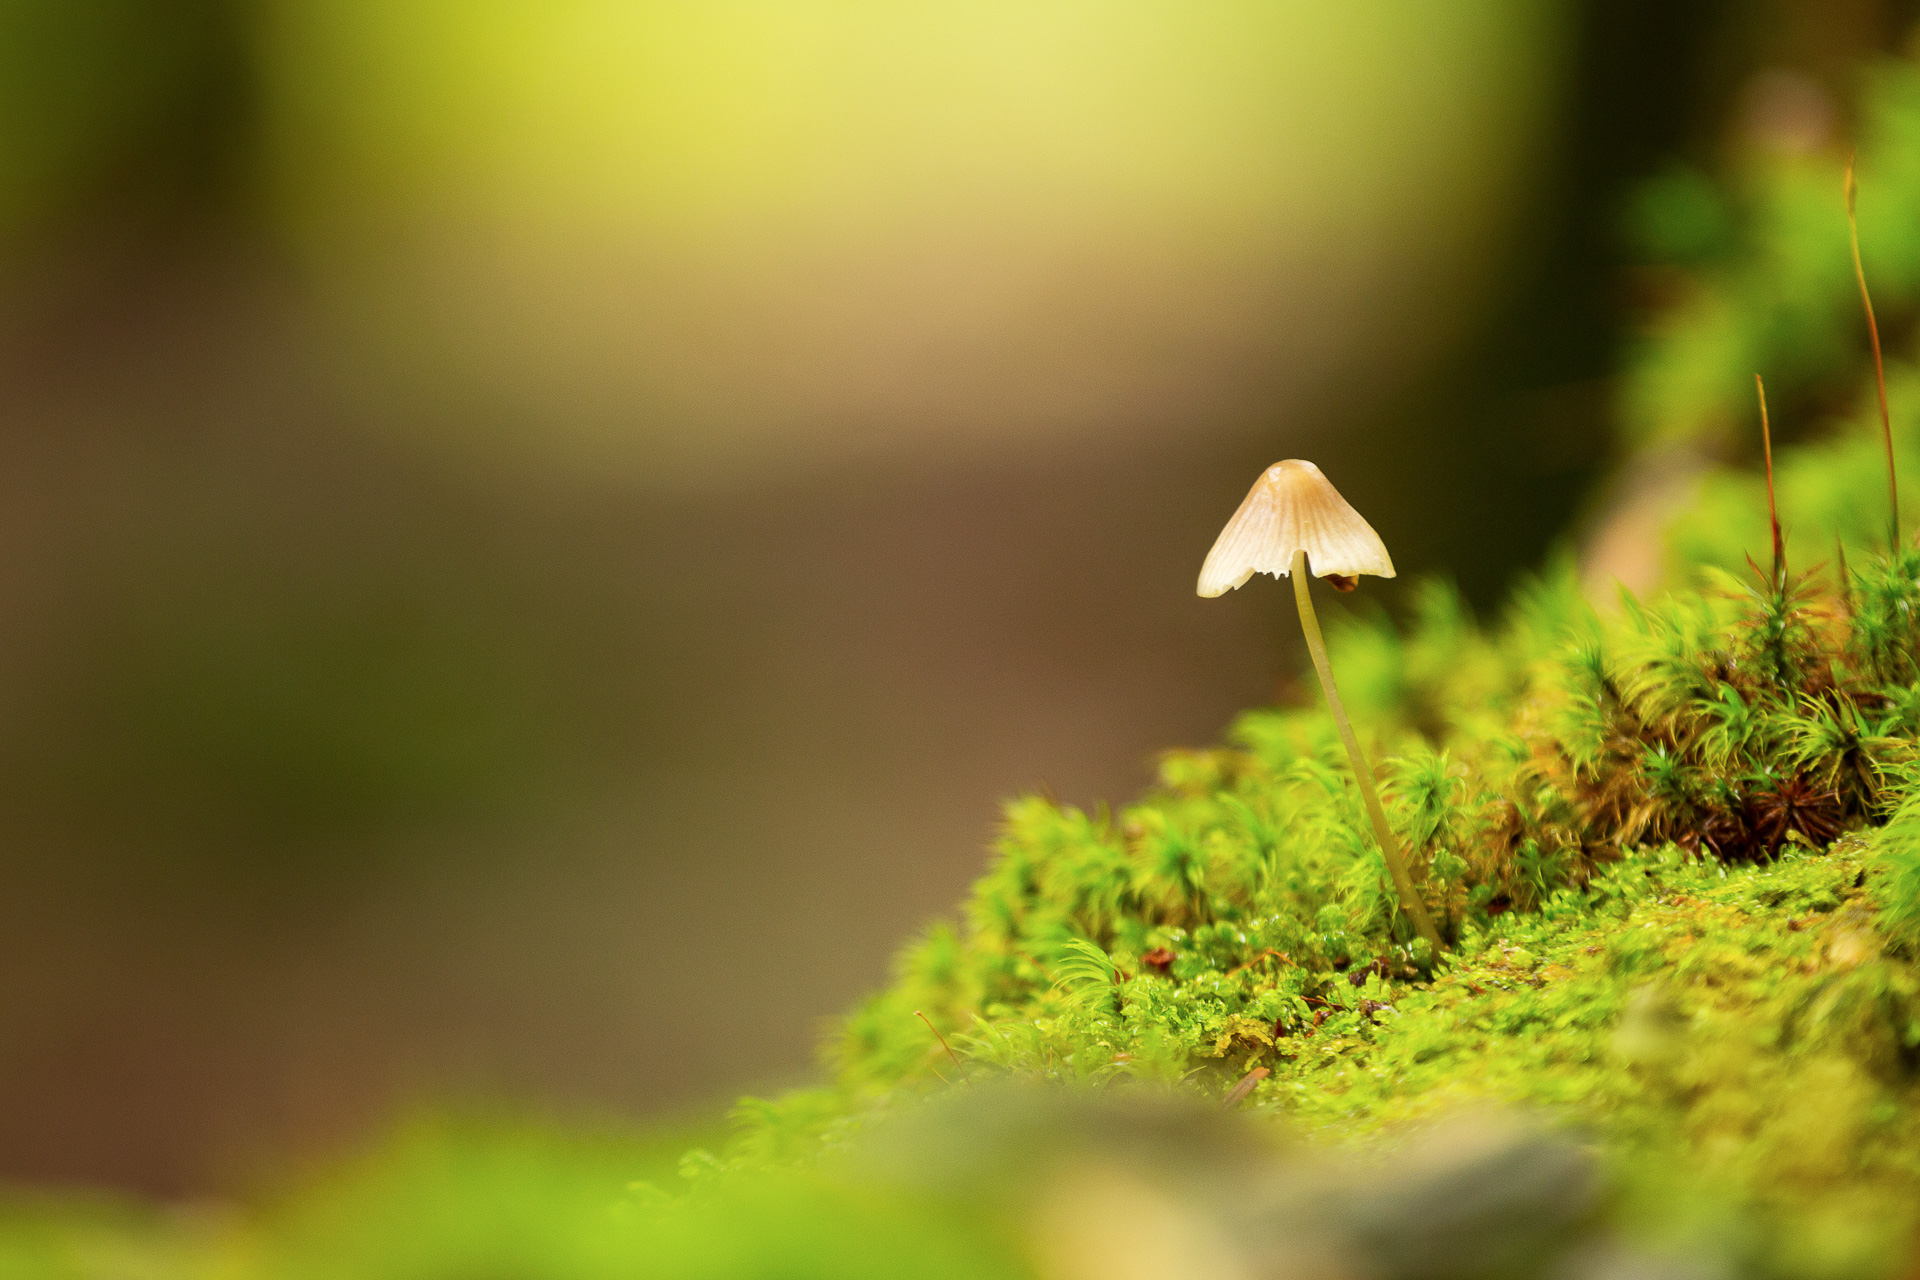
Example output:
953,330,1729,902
817,549,1913,1079
27,46,1920,1280
661,521,1920,1270
702,67,1920,1262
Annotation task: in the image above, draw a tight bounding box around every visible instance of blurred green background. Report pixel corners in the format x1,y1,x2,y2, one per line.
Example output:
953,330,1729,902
0,0,1899,1195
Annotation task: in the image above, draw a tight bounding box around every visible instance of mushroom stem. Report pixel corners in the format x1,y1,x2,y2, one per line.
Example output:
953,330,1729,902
1290,549,1447,955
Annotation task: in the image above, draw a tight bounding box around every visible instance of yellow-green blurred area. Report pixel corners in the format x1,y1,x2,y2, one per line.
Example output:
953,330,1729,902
0,0,1888,1197
253,1,1551,481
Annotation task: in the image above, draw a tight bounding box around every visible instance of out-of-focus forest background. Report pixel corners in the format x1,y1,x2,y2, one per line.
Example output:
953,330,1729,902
0,0,1904,1196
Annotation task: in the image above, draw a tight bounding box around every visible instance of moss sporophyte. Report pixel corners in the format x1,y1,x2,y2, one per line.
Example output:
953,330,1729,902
1198,460,1446,954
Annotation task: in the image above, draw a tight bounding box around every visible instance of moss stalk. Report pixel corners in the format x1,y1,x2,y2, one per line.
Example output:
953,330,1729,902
1756,373,1784,589
1846,157,1898,547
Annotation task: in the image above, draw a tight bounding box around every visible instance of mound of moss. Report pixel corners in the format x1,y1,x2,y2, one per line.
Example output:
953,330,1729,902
695,533,1920,1264
783,521,1920,1094
688,61,1920,1273
24,46,1920,1280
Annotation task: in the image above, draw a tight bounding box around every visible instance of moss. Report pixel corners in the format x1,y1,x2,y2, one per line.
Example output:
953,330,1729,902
817,546,1914,1074
670,531,1920,1272
26,44,1920,1280
696,64,1920,1268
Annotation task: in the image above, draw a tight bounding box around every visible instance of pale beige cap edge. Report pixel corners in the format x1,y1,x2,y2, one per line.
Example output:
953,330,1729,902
1196,459,1396,597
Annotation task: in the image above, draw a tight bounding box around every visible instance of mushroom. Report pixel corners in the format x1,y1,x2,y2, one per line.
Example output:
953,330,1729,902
1198,460,1445,954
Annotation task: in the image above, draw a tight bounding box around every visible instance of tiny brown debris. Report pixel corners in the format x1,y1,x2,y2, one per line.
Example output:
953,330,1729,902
1226,948,1289,976
1141,947,1175,974
1344,958,1392,987
1221,1066,1270,1108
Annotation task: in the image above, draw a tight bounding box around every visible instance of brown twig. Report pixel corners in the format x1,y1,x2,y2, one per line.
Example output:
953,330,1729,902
1847,155,1898,547
914,1009,964,1072
1221,1066,1270,1108
1836,534,1854,617
1225,948,1289,977
1756,374,1785,589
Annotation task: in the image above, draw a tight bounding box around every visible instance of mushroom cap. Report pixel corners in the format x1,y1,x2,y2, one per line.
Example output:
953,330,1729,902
1196,459,1395,597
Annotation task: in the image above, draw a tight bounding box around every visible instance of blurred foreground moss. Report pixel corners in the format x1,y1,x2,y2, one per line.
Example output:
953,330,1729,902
0,1117,1035,1280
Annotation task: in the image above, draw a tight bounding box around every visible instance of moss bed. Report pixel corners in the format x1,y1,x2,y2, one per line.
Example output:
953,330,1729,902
690,538,1920,1274
26,49,1920,1280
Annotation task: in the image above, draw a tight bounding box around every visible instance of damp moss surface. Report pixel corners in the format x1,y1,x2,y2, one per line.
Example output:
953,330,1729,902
694,534,1920,1270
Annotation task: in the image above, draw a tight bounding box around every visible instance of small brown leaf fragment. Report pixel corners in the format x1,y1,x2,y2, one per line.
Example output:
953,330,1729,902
1141,947,1176,973
1221,1067,1270,1108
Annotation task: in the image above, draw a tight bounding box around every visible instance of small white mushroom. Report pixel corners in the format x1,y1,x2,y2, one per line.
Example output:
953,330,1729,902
1197,459,1443,955
1197,459,1394,597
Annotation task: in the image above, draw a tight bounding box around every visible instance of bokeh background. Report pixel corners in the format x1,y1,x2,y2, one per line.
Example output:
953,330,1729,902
0,0,1905,1195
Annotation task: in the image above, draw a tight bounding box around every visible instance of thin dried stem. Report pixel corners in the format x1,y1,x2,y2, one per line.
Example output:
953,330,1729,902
1847,156,1898,547
914,1009,964,1071
1221,1066,1270,1108
1836,534,1853,617
1756,373,1784,589
1290,549,1446,954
